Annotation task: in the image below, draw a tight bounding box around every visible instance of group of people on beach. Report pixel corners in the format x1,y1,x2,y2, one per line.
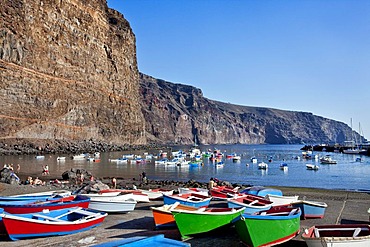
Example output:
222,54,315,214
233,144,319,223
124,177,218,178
3,163,20,173
25,176,45,186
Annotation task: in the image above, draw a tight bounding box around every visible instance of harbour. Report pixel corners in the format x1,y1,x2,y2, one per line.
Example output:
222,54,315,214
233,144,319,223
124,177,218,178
1,144,369,192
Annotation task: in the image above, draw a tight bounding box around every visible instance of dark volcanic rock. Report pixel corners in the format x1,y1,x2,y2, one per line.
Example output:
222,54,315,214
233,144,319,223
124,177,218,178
139,73,362,145
0,0,145,146
0,1,365,151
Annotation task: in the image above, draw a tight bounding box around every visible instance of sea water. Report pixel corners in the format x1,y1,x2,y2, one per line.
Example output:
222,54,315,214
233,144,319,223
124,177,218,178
1,144,369,191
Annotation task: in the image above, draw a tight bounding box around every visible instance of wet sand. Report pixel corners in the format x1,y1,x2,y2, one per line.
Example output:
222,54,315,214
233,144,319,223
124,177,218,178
0,183,369,247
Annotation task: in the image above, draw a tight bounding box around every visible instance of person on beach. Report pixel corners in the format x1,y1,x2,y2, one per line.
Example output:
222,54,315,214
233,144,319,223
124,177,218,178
112,177,117,189
79,173,84,185
42,165,49,175
26,176,33,185
16,164,20,173
33,177,44,185
141,171,147,183
208,177,216,189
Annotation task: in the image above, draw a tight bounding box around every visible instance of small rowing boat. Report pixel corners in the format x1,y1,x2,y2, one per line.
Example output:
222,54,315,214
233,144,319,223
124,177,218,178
0,207,107,241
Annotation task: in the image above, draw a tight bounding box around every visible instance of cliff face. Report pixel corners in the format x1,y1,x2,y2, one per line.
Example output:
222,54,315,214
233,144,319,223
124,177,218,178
139,73,356,145
0,2,359,148
0,0,145,144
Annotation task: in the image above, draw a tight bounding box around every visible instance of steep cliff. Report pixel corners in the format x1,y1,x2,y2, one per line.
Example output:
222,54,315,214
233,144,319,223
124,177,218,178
0,2,360,148
139,73,356,145
0,0,145,145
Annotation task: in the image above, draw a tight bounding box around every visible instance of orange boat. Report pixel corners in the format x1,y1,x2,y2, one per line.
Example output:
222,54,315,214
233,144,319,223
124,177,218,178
151,202,198,229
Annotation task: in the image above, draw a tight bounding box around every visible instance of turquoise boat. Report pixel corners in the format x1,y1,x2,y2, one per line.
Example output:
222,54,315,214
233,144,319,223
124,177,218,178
240,186,283,197
92,234,190,247
233,206,301,246
172,207,245,240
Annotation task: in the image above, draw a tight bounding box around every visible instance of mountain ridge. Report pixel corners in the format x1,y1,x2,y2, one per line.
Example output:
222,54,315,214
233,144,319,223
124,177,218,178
0,0,362,150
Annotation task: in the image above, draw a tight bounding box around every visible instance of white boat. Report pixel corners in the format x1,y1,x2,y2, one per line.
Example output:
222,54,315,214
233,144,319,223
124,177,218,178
155,158,169,165
178,187,209,197
139,188,174,200
72,154,86,160
302,224,370,247
306,164,319,170
264,194,299,206
232,155,241,161
258,162,268,169
98,189,150,203
320,155,337,164
35,155,45,159
109,157,128,163
166,158,182,166
6,190,72,198
87,196,137,213
57,156,66,161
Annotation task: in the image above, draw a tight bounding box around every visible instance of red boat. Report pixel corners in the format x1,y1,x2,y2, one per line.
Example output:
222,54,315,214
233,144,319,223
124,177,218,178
0,195,90,214
0,207,106,241
210,186,243,200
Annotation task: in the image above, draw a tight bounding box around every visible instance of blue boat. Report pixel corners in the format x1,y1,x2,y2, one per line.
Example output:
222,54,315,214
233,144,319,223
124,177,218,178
163,193,211,208
240,186,283,197
291,200,328,219
92,234,190,247
0,190,71,201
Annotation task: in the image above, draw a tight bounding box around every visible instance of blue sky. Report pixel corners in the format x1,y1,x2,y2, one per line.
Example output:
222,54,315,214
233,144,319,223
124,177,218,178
107,0,370,139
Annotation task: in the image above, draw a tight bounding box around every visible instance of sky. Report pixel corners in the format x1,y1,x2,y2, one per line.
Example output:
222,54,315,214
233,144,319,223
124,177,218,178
107,0,370,139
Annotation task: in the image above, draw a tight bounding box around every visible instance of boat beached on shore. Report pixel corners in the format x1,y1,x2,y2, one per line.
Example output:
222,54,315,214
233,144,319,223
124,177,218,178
302,224,370,247
233,206,301,247
0,207,107,241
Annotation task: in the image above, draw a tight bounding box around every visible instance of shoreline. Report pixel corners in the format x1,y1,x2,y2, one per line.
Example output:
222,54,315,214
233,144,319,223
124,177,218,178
0,179,369,246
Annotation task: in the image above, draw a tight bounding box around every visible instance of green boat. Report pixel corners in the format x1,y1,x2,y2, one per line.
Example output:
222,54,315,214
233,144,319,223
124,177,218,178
171,206,245,240
233,206,301,246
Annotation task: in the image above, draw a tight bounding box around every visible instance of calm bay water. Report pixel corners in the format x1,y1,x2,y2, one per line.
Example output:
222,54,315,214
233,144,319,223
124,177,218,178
1,144,369,192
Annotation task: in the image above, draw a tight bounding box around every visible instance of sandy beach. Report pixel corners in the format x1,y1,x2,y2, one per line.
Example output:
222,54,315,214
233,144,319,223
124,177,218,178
0,181,369,247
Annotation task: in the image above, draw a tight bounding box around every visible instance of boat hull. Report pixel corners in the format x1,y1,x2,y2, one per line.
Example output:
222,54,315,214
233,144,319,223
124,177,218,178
88,199,136,213
234,207,301,246
228,195,272,214
264,194,299,206
163,193,211,208
291,200,327,219
172,207,245,240
0,207,106,241
0,195,90,214
92,234,190,247
302,224,370,247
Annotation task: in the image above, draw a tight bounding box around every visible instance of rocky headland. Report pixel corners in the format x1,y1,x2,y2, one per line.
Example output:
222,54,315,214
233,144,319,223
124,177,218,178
0,0,365,152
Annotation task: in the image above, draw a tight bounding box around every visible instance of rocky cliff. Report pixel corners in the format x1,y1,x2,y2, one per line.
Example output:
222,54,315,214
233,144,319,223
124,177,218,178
140,73,358,145
0,0,145,145
0,1,361,149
